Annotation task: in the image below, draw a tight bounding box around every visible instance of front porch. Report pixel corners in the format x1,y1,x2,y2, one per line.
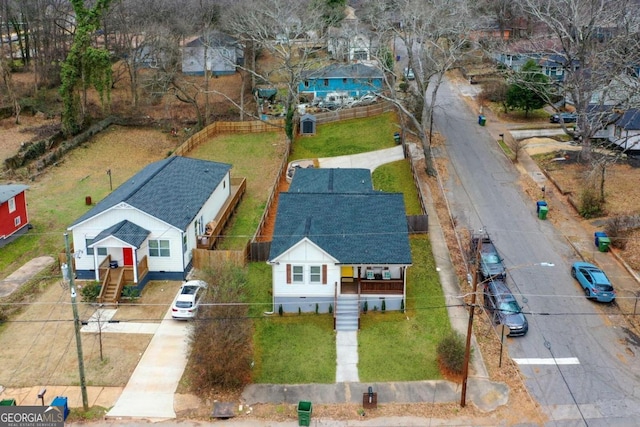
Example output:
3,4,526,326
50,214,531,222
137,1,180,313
340,278,404,295
97,255,149,304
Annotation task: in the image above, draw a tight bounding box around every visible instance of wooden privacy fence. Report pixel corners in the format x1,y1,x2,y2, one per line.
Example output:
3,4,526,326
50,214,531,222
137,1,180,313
310,102,395,125
192,244,249,269
174,119,285,156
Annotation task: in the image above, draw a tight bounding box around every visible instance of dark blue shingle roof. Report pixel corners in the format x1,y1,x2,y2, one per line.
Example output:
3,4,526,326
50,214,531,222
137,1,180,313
91,220,150,248
616,109,640,130
269,192,411,265
70,157,231,230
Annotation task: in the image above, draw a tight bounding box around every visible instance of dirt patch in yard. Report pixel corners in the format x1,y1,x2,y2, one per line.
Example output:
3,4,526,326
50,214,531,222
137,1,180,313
0,278,180,388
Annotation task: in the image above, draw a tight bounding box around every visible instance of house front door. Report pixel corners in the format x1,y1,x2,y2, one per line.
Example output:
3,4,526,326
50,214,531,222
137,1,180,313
122,247,133,266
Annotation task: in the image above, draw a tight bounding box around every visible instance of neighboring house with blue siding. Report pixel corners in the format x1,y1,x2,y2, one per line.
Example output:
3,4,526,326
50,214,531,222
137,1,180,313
268,168,412,314
68,156,232,285
298,63,383,100
182,31,243,76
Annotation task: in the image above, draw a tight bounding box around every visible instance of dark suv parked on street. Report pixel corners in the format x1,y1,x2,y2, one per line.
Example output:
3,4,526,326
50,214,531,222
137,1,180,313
471,236,506,281
483,279,528,337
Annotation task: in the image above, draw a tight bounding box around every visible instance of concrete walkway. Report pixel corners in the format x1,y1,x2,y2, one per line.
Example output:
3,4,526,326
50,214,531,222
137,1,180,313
335,331,359,382
105,308,190,422
318,145,405,171
0,256,54,297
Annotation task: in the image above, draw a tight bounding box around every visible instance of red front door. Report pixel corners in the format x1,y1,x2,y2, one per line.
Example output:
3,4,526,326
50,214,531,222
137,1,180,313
123,247,133,266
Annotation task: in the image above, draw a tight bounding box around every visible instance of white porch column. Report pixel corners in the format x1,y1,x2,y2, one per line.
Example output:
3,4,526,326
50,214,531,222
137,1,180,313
133,249,139,283
93,251,99,282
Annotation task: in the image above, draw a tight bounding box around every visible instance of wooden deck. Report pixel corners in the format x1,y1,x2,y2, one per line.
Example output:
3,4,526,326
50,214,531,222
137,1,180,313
197,177,246,249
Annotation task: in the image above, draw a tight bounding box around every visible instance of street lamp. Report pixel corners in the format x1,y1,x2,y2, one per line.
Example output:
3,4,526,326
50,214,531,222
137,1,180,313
63,233,89,411
460,260,554,407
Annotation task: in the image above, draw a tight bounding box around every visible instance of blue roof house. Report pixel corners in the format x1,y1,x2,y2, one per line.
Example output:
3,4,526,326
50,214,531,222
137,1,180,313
298,63,383,100
68,156,232,288
268,168,412,319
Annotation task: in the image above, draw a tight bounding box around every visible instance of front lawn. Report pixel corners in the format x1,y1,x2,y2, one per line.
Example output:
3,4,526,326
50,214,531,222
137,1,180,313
358,235,449,381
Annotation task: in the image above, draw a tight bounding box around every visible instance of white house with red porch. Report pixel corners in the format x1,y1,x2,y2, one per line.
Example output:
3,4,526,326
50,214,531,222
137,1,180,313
67,156,232,295
0,184,30,248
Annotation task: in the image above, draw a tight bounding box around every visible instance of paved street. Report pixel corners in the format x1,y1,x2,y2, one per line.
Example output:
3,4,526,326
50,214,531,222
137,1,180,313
433,75,640,426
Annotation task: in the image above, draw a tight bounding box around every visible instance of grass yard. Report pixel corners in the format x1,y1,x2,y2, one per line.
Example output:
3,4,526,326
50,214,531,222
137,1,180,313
358,235,449,381
0,126,179,277
372,159,423,215
290,112,399,160
186,131,287,250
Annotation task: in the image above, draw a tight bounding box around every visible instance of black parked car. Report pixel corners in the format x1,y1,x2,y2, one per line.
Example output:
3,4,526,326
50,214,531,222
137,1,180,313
550,112,577,123
483,279,528,337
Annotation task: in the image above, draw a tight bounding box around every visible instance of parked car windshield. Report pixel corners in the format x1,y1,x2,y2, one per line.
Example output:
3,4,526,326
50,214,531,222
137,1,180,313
498,300,522,314
482,254,500,264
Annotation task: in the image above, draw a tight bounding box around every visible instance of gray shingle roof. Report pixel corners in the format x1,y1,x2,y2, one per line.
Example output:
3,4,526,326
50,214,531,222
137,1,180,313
0,184,28,204
617,109,640,130
70,156,231,230
302,63,383,80
91,220,150,248
289,168,373,193
269,192,412,265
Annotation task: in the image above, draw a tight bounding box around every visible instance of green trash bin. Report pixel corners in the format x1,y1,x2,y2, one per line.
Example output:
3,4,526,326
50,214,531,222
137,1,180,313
598,237,611,252
297,401,312,426
0,398,16,406
538,205,548,220
479,115,486,126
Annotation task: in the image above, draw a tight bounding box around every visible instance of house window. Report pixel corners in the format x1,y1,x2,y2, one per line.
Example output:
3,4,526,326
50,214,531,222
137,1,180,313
304,80,309,88
85,238,107,256
342,78,347,84
183,234,188,253
292,265,304,283
309,266,321,283
556,68,563,76
8,197,16,213
149,239,171,257
323,79,329,86
14,216,21,227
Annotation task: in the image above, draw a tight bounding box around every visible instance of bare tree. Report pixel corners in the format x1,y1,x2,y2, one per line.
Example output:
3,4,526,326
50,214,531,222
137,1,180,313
516,0,640,160
363,0,485,176
0,56,20,123
188,264,253,392
221,0,339,142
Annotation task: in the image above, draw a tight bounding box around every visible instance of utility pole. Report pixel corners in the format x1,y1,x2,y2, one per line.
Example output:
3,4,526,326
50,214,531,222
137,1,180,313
460,235,482,407
64,233,89,411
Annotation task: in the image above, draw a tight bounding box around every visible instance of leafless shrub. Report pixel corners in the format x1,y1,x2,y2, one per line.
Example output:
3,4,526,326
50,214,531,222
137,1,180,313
605,214,640,250
187,264,253,393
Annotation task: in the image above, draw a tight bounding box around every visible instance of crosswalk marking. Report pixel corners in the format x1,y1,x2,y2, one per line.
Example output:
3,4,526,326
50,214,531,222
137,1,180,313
513,357,580,365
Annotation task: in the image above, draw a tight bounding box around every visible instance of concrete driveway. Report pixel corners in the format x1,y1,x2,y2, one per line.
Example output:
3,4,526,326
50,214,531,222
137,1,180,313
105,309,190,422
318,145,404,171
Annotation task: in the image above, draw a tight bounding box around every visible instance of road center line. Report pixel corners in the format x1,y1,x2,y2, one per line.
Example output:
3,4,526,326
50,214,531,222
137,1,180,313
513,357,580,365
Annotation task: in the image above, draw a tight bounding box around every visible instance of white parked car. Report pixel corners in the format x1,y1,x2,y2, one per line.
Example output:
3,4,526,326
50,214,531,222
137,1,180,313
404,67,415,80
171,280,208,319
